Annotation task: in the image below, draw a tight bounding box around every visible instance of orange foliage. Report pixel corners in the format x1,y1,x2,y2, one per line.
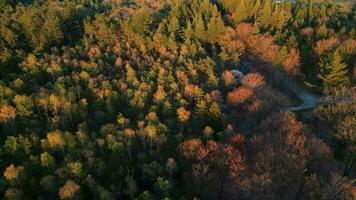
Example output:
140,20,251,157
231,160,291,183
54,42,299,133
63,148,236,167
58,180,80,199
248,35,280,63
246,98,262,112
227,87,254,106
177,107,191,122
235,23,254,42
3,164,23,181
241,73,265,89
124,128,136,138
339,39,356,55
314,37,340,56
222,70,235,87
229,134,245,147
184,84,196,98
179,139,203,159
176,70,188,84
115,57,124,67
301,27,314,37
225,145,245,178
282,48,301,76
0,105,16,123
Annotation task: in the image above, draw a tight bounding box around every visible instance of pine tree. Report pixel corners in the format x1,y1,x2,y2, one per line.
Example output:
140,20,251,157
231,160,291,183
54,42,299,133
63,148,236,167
256,0,274,29
40,13,64,50
193,15,205,41
184,21,193,41
168,16,180,35
319,51,350,90
232,0,248,22
206,6,226,44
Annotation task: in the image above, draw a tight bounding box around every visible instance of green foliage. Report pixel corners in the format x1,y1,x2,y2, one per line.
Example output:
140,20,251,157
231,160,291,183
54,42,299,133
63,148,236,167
40,152,55,168
318,51,350,90
40,13,64,50
3,136,18,154
127,9,153,37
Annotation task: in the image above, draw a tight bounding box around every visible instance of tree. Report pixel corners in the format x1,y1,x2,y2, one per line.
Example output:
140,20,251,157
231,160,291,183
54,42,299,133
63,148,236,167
319,51,350,90
256,0,274,29
153,85,167,105
221,70,235,87
207,102,223,131
206,6,226,44
13,95,34,117
241,72,265,89
46,130,66,151
282,48,301,76
336,116,355,176
232,0,248,22
177,107,190,123
40,13,64,50
4,164,23,181
3,136,18,154
67,162,83,177
193,15,205,41
58,180,80,199
40,152,56,168
128,8,153,37
0,104,16,133
227,87,254,106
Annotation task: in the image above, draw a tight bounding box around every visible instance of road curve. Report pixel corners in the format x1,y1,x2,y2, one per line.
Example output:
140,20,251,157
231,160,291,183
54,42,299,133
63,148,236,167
276,75,320,112
238,60,321,112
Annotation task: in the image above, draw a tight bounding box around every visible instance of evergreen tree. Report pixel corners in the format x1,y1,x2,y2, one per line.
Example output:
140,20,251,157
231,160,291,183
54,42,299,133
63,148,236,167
40,13,64,50
232,0,248,23
206,6,226,44
193,15,205,41
319,51,350,90
256,0,274,29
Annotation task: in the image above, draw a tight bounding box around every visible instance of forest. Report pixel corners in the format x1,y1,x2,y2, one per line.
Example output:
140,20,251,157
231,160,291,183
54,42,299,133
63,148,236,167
0,0,355,199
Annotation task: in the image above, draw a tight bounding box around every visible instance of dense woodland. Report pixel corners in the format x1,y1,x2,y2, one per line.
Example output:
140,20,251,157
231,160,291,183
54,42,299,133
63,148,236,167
0,0,355,199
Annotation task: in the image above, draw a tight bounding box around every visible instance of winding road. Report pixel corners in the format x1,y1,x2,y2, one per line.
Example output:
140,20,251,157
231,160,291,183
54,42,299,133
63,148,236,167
236,60,353,112
275,73,321,112
237,61,321,112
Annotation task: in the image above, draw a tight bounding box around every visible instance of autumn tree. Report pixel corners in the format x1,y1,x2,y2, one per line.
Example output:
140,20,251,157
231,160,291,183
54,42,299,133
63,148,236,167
227,87,254,106
282,48,301,76
0,104,16,133
177,107,190,134
58,180,80,199
46,130,66,152
4,164,23,182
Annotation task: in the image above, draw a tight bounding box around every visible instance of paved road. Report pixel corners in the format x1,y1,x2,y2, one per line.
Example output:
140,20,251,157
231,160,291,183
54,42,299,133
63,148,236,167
237,60,321,112
275,73,321,112
237,60,353,112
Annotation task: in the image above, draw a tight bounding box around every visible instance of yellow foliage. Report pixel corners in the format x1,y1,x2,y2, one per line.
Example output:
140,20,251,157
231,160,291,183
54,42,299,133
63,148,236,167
47,130,66,149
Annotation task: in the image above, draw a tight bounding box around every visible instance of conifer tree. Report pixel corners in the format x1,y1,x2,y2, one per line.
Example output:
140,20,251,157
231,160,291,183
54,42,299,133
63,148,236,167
319,51,350,90
193,15,205,41
206,6,226,44
40,13,64,50
232,0,248,22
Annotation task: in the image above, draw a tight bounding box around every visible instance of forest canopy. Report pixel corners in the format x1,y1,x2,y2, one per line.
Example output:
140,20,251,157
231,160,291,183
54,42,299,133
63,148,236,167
0,0,355,199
